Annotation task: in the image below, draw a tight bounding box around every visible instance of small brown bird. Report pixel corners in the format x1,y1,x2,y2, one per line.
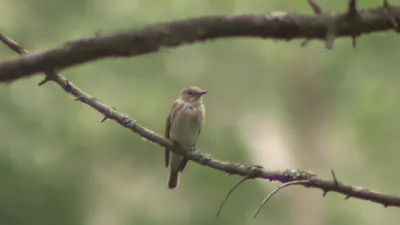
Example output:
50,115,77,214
165,86,207,189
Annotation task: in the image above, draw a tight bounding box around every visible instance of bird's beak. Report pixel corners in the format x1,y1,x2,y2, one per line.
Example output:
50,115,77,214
199,90,207,96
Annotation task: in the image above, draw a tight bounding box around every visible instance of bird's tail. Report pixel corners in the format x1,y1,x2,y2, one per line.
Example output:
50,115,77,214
168,153,183,189
168,169,179,189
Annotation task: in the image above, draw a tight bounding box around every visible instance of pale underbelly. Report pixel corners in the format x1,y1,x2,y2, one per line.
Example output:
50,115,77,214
170,113,201,147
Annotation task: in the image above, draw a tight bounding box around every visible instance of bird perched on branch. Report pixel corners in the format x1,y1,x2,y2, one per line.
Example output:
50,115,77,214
165,86,207,189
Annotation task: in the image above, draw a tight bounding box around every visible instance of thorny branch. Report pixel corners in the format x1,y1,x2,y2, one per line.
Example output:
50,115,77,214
1,0,400,217
0,1,400,82
1,31,400,212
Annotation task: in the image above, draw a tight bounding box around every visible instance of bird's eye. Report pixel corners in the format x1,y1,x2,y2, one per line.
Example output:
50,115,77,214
188,91,194,96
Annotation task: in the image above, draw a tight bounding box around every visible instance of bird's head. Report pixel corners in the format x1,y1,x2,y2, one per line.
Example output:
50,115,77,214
179,86,207,103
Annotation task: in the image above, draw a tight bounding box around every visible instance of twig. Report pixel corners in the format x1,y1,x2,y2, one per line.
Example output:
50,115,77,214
0,33,27,54
216,176,251,217
253,180,310,218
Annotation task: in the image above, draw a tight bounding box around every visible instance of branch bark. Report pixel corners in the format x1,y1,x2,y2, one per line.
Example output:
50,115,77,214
1,33,400,210
0,2,399,82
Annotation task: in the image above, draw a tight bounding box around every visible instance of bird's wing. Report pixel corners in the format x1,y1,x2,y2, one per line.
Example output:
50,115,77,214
197,106,205,136
165,100,183,167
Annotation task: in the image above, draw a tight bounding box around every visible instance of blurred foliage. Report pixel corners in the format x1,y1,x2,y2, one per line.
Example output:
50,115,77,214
1,0,400,225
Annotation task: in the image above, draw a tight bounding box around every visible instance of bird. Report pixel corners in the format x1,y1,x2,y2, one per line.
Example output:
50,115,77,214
165,86,207,189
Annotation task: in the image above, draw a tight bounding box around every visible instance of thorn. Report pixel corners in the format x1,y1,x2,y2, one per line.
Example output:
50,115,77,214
352,35,357,48
331,169,339,186
383,0,389,8
384,204,388,208
344,0,361,46
307,0,322,15
38,69,58,86
324,19,338,50
344,196,350,200
307,0,322,14
325,30,336,49
38,77,50,86
216,176,251,217
322,190,329,196
347,0,357,17
100,107,117,122
101,117,108,123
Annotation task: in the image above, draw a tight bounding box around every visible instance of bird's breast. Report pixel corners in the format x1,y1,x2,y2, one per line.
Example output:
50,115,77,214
170,105,203,147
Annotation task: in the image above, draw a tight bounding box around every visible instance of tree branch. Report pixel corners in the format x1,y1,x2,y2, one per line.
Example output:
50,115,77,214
1,33,400,211
0,2,399,82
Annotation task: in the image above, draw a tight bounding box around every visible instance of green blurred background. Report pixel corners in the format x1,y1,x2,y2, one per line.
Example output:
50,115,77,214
1,0,400,224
